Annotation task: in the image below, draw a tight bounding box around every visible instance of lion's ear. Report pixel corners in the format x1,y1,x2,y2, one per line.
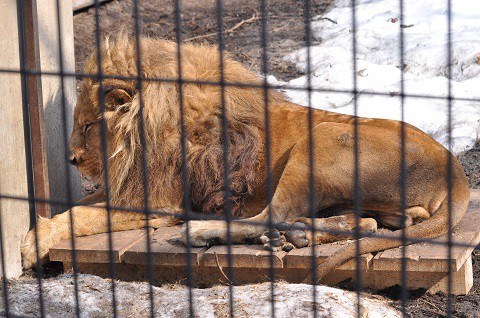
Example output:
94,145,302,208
103,88,132,112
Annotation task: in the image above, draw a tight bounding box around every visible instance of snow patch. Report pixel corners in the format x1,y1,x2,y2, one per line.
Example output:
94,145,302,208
276,0,480,153
2,274,400,317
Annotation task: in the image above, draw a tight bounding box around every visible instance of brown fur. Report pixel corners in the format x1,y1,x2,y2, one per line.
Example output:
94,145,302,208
22,36,470,284
75,36,283,214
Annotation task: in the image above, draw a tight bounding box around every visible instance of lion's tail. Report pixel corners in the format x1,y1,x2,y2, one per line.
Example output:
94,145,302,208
305,181,470,284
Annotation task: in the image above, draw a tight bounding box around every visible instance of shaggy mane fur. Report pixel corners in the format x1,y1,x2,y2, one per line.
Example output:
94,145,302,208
82,35,285,214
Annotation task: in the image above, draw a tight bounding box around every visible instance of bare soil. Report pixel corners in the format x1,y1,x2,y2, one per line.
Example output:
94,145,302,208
73,0,331,81
73,0,480,316
459,141,480,189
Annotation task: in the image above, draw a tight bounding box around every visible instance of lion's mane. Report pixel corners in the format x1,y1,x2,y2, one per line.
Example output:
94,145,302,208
82,35,284,215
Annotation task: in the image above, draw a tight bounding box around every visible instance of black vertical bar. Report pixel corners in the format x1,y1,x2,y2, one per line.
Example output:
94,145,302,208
0,204,10,316
303,0,318,316
214,1,235,316
52,0,81,316
16,0,45,315
92,0,118,316
398,0,408,315
349,0,362,316
446,0,453,316
173,1,195,317
259,0,276,316
132,2,156,317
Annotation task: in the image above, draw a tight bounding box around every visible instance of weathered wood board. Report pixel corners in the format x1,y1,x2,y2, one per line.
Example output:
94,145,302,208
50,228,153,263
72,0,110,11
286,242,373,271
202,245,287,268
372,189,480,272
49,189,480,294
123,227,207,267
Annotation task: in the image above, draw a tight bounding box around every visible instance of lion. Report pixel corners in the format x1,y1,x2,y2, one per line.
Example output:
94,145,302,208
22,35,470,283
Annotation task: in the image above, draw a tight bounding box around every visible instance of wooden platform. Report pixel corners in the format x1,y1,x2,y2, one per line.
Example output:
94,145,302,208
50,189,480,294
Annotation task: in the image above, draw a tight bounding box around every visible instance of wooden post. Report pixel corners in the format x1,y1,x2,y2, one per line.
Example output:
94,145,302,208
20,0,51,219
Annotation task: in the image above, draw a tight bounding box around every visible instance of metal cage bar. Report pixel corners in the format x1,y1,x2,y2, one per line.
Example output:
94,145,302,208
215,0,236,315
132,1,157,316
173,1,196,316
303,0,319,316
15,0,46,315
52,0,82,316
92,0,119,315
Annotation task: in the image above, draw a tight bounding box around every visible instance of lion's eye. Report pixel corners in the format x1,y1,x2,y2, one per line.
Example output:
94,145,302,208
103,88,132,112
84,122,94,134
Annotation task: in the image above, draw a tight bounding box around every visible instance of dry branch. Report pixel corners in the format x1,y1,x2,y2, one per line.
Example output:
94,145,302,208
184,14,260,42
214,251,233,285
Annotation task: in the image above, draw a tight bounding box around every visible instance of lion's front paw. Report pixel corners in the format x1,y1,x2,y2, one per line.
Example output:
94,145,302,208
260,221,308,252
21,217,56,270
181,221,227,247
21,228,39,270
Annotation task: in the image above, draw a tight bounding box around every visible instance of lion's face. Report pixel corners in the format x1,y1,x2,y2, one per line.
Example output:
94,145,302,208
69,78,134,182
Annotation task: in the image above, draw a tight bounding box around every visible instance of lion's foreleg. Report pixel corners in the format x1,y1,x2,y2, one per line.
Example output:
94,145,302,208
185,163,315,247
184,211,272,247
21,204,180,269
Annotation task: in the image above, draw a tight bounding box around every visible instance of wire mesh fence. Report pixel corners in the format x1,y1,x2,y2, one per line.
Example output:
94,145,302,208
1,0,479,317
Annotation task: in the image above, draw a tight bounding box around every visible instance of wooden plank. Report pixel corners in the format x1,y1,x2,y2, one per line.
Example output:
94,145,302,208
285,242,373,271
202,245,287,268
373,189,480,272
469,188,480,205
50,229,152,263
356,256,474,295
427,254,473,295
72,0,110,11
123,227,207,267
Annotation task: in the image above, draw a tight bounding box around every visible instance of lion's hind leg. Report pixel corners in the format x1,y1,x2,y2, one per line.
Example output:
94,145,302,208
261,214,377,252
371,206,430,229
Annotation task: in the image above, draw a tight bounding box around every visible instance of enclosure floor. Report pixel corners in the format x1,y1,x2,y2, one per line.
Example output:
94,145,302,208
50,189,480,294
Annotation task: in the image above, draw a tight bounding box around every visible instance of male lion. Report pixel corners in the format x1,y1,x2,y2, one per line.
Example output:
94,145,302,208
22,36,470,283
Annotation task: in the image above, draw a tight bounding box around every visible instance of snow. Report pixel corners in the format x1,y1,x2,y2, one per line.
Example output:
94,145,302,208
2,274,400,317
273,0,480,154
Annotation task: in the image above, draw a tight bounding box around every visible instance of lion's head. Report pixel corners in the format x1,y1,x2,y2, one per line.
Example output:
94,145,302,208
70,35,284,214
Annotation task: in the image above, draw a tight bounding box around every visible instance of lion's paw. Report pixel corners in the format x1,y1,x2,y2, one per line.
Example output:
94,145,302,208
21,217,56,270
181,221,227,247
261,216,378,251
260,221,309,252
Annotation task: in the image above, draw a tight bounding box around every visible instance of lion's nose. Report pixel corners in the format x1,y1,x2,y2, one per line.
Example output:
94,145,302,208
69,155,77,166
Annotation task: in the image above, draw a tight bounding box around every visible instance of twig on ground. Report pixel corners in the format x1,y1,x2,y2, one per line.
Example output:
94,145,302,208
418,299,448,317
313,17,337,24
235,52,255,68
420,307,448,317
214,251,233,285
225,14,260,34
184,14,260,42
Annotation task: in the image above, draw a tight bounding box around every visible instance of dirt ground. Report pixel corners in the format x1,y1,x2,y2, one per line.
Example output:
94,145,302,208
73,0,330,82
72,0,480,316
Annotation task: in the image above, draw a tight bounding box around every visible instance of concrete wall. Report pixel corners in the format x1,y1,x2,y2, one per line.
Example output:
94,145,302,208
37,0,82,215
0,0,30,280
0,0,80,278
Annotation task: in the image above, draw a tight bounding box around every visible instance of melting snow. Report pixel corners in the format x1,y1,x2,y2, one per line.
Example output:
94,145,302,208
2,274,400,317
273,0,480,154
